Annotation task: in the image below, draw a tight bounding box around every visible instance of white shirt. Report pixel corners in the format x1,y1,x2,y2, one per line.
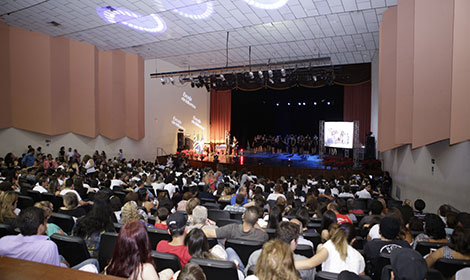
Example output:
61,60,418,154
456,268,470,280
267,193,286,201
33,184,48,193
368,224,381,240
164,183,177,198
338,193,355,199
59,189,83,202
84,160,95,174
152,182,165,191
298,235,314,248
356,189,372,199
322,240,365,274
110,179,124,189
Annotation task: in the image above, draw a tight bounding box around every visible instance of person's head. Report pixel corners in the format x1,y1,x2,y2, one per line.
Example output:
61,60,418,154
63,192,79,210
192,206,208,225
399,205,414,226
185,198,200,216
238,186,247,196
167,212,187,237
408,216,424,232
295,208,310,230
235,194,245,206
242,206,260,227
106,221,153,279
379,217,401,240
414,199,426,212
370,199,384,215
17,207,45,236
65,178,74,189
438,204,450,218
157,207,169,223
390,248,427,280
339,223,357,245
0,191,18,222
423,213,446,240
109,196,122,212
457,212,470,229
268,206,283,229
328,223,351,260
121,201,140,224
254,239,300,280
450,226,470,256
321,210,337,231
176,262,206,280
277,221,300,251
446,211,458,229
185,228,210,257
34,201,53,221
137,188,148,203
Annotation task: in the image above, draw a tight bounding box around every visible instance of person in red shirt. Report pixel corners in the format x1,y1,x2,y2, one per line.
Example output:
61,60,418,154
154,207,169,230
156,212,191,267
328,200,353,225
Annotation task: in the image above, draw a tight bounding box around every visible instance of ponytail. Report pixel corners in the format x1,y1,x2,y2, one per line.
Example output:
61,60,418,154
329,223,348,260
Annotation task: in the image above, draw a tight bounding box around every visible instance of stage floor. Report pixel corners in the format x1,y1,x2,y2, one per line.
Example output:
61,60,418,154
203,152,325,169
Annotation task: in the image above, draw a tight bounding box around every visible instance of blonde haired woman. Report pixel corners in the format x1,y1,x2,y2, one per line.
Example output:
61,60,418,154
295,223,365,275
245,239,300,280
121,201,142,225
0,191,19,226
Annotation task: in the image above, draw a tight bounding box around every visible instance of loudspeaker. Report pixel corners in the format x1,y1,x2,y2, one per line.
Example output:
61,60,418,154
365,135,376,160
177,132,184,150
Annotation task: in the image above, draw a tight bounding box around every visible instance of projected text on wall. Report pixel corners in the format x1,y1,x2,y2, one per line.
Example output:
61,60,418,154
181,92,196,109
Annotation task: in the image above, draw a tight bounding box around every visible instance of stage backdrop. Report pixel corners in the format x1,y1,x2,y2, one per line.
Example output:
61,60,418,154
343,81,371,145
230,85,345,149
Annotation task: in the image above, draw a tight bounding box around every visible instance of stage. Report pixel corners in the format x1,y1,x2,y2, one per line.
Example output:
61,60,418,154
203,152,325,169
186,151,381,180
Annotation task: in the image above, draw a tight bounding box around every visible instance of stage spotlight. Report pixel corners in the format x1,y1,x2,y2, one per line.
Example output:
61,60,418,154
287,102,291,106
258,71,263,79
220,74,225,81
160,77,166,85
281,68,286,77
303,102,306,105
179,76,185,84
298,102,301,106
313,102,317,105
276,103,279,106
327,101,331,105
269,78,274,84
268,69,273,78
191,82,195,88
313,75,317,82
204,83,210,92
249,71,254,80
198,75,204,85
280,77,286,83
169,77,175,85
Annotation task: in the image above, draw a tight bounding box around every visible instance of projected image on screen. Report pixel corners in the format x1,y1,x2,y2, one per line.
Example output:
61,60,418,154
324,122,354,149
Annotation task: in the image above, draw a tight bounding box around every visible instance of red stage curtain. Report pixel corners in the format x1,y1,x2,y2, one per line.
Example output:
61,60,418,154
343,82,371,145
210,89,231,143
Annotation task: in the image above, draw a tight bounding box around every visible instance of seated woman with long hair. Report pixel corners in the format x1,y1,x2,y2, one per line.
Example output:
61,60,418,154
0,191,18,226
425,226,470,268
106,221,173,280
245,239,300,280
34,201,66,236
294,223,365,275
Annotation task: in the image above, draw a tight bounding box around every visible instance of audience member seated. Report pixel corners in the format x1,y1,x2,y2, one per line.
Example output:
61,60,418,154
266,184,286,202
32,177,48,193
0,207,98,272
328,200,353,225
176,262,206,280
155,207,169,229
246,221,314,280
73,198,115,257
59,178,92,207
121,201,144,225
355,185,372,199
364,217,411,271
34,201,65,236
412,213,448,249
320,210,337,243
156,212,192,267
185,228,245,280
367,208,411,243
388,248,427,280
414,199,426,218
0,191,18,226
109,195,122,223
358,200,384,229
185,197,201,224
105,221,173,280
224,194,247,213
245,239,300,280
425,226,470,268
203,206,268,243
58,192,87,218
188,206,217,231
295,223,366,275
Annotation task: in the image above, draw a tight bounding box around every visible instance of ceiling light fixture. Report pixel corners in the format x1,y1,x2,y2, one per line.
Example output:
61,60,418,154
169,77,175,85
156,0,214,20
280,68,286,77
268,69,273,78
258,71,264,79
160,77,166,85
249,71,254,80
97,6,167,33
242,0,289,10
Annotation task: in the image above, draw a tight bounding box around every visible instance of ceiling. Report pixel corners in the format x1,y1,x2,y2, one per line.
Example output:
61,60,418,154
0,0,395,69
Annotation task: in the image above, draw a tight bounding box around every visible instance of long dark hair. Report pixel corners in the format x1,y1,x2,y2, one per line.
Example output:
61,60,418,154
185,228,210,258
321,210,337,232
106,221,154,280
267,206,283,229
73,199,114,237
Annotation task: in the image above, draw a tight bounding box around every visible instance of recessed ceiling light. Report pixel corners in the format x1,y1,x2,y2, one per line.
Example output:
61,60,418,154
242,0,289,10
156,0,214,20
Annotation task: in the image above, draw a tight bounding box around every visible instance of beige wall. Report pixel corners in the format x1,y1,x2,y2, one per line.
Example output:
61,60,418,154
0,23,144,140
378,0,470,151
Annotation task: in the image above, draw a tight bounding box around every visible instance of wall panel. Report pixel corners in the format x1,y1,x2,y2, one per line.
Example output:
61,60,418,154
378,7,398,152
125,54,145,140
450,0,470,145
0,23,11,129
50,37,70,135
412,0,453,148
